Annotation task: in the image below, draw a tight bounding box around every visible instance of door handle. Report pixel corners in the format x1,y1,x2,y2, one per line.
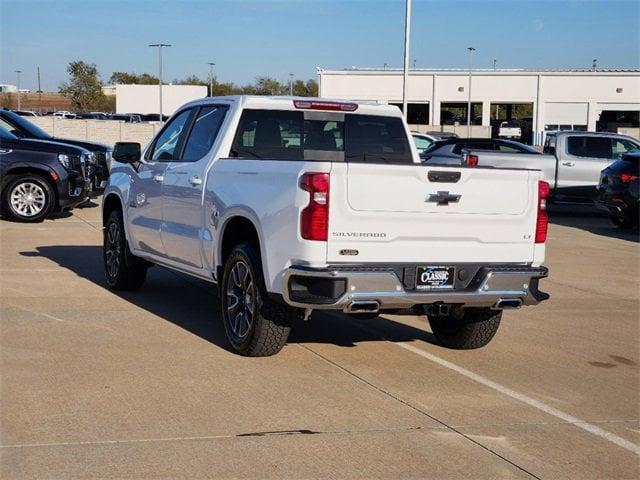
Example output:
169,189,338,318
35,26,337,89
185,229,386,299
189,176,203,186
0,149,12,154
562,161,575,167
153,174,164,183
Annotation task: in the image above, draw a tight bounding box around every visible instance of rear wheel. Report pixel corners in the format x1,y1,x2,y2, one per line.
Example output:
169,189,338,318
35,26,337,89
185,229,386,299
3,175,55,222
428,307,502,349
221,242,294,356
103,210,147,291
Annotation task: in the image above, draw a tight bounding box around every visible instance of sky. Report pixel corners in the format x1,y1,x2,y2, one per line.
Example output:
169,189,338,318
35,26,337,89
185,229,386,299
1,0,639,92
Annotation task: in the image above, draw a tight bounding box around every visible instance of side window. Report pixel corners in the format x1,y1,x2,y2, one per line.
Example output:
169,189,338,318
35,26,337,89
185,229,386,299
149,109,193,162
612,139,639,159
230,109,303,160
497,144,523,153
468,141,493,150
0,117,20,137
567,136,612,159
181,106,228,162
413,136,433,151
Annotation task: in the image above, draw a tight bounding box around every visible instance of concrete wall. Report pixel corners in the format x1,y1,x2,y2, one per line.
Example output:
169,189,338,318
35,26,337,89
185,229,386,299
28,117,162,147
115,84,207,115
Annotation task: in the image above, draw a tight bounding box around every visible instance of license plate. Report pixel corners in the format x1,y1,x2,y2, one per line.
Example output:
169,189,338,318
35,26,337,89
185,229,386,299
416,266,455,290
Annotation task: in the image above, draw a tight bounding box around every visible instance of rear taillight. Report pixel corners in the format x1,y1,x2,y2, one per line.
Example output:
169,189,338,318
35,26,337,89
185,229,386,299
300,173,329,241
620,173,638,184
293,100,358,112
466,154,479,166
535,180,550,244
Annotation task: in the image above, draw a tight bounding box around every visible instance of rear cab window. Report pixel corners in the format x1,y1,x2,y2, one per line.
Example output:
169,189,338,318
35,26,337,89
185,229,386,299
543,134,557,155
230,109,412,164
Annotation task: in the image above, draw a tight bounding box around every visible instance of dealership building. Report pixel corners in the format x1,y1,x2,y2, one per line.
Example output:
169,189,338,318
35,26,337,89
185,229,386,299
318,68,640,144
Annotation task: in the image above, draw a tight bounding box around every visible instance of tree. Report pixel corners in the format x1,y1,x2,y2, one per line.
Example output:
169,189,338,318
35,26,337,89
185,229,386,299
59,61,107,111
174,75,207,86
252,76,288,95
292,79,318,97
109,71,159,85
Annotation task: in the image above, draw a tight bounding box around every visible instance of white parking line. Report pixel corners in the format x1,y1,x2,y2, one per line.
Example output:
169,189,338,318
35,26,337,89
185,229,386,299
396,342,640,456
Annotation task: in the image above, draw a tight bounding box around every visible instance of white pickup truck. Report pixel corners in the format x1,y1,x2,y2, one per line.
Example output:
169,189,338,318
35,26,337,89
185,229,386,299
102,96,549,357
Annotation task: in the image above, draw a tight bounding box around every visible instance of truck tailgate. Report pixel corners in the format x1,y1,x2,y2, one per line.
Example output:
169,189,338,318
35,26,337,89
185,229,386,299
327,163,540,264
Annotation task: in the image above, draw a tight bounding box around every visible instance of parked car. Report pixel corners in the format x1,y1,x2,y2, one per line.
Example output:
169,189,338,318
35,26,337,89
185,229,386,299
0,109,111,194
53,111,76,119
456,131,640,203
426,131,458,139
541,131,639,201
499,121,522,139
412,133,438,154
0,127,90,222
421,137,538,164
75,112,109,120
102,96,549,357
109,113,142,123
140,114,168,122
595,151,639,229
13,110,40,117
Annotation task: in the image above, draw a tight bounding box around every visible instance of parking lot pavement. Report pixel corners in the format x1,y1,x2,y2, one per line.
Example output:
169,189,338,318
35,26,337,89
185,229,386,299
1,202,638,479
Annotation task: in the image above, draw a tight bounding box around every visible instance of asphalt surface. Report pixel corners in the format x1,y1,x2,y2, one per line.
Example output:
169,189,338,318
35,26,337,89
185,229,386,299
1,201,638,479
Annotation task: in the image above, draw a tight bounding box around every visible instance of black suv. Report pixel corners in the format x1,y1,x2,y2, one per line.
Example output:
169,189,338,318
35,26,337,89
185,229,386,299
596,151,639,229
0,128,90,222
0,109,111,195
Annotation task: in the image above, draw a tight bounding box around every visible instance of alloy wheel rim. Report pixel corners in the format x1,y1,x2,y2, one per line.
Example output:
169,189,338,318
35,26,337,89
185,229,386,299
105,222,121,279
226,260,255,340
10,182,46,217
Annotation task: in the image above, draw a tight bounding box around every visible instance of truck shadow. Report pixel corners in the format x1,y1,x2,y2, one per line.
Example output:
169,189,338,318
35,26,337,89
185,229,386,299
26,245,437,353
548,204,639,243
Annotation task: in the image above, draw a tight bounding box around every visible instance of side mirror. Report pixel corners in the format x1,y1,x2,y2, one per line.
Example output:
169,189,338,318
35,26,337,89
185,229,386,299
113,142,141,164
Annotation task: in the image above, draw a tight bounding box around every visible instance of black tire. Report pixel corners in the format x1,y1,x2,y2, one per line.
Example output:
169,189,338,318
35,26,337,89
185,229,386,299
3,175,55,222
610,214,638,230
428,307,502,350
221,242,294,357
103,209,147,291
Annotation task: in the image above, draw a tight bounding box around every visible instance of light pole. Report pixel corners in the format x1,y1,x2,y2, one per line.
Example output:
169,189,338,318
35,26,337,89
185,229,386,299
207,62,215,96
149,43,171,121
15,70,22,110
493,59,497,71
466,47,475,138
289,73,294,96
401,0,412,120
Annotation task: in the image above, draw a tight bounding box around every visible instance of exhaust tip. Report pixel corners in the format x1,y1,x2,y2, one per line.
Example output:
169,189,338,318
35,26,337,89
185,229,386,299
494,298,523,309
347,301,380,313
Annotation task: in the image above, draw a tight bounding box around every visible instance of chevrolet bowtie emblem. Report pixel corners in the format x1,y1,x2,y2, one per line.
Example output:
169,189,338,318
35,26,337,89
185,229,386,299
426,191,461,205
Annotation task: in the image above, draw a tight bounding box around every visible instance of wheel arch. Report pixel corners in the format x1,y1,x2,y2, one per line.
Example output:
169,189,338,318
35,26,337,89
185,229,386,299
1,165,59,206
217,215,264,283
102,193,123,228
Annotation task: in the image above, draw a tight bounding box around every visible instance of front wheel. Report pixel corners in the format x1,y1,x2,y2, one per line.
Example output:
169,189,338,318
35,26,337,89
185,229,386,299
610,214,638,230
428,307,502,350
221,242,294,356
3,175,55,222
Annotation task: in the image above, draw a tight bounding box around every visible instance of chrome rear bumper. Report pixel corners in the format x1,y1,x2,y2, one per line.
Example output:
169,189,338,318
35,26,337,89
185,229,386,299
283,264,549,312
